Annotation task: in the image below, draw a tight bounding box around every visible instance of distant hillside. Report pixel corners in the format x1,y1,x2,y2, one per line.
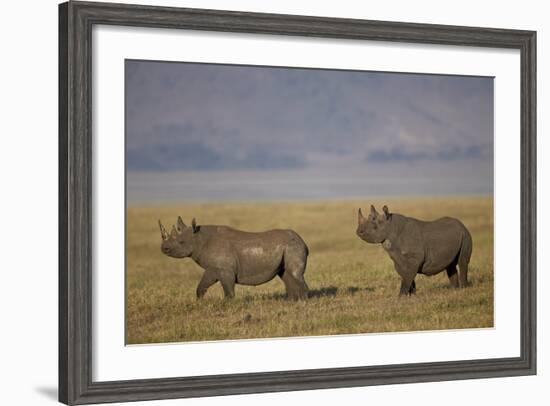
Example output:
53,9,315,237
127,142,305,171
125,60,493,172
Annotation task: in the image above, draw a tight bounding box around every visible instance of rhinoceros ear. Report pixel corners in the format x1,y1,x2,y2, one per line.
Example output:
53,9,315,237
382,205,390,219
370,205,378,217
177,216,186,232
358,208,366,224
191,218,200,233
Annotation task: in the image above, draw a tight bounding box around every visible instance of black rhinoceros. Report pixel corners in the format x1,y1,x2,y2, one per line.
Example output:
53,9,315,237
356,205,472,296
159,217,309,300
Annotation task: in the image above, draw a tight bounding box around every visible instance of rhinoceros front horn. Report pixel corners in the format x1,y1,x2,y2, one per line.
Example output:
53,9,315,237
170,225,178,239
159,220,168,240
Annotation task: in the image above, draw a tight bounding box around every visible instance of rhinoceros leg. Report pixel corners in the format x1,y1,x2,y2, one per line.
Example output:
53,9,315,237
394,259,421,296
409,280,416,295
458,230,472,288
280,272,298,299
218,272,236,299
458,261,469,288
296,274,309,299
280,271,308,300
196,271,218,299
446,265,460,288
281,246,308,300
399,276,416,296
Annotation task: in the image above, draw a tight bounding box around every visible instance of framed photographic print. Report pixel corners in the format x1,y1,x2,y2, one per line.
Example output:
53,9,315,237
59,1,536,404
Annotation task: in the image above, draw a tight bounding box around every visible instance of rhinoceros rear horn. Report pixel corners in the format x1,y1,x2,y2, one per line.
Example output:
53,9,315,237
158,220,168,240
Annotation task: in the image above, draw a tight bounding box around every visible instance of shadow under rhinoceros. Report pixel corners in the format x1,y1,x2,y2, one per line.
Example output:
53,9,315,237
307,286,339,298
308,286,375,297
257,285,375,300
256,286,339,300
344,286,375,295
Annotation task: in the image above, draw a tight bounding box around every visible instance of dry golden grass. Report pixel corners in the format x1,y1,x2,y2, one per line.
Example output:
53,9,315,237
126,196,493,344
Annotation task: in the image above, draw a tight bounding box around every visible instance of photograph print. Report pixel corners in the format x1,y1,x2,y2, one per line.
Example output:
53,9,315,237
125,60,494,345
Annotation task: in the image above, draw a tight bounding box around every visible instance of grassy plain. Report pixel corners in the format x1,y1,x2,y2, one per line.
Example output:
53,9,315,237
126,196,493,344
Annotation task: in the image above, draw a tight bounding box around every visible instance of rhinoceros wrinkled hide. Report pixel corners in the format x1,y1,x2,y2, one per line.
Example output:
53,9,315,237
159,216,309,300
356,205,472,296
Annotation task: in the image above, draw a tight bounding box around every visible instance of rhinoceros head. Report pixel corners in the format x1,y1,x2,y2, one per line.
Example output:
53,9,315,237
356,205,391,244
158,216,199,258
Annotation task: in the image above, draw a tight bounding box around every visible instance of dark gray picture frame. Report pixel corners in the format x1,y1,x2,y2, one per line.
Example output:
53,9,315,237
59,1,537,404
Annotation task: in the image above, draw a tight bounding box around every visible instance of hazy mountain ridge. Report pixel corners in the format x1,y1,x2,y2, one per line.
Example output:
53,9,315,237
127,142,305,171
126,61,493,172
